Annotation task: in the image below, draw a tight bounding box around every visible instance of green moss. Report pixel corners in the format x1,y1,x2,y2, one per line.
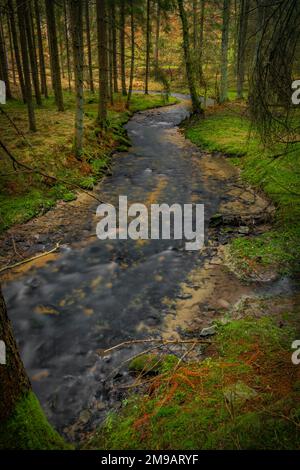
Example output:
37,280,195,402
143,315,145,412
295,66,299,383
129,353,178,375
0,392,71,450
84,317,300,450
185,106,300,274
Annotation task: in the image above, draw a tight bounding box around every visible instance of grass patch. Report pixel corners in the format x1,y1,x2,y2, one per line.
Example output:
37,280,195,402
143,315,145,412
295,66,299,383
84,317,300,450
185,104,300,275
0,92,178,233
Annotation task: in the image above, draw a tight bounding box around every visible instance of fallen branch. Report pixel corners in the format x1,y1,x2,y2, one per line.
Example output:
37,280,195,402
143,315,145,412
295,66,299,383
0,242,60,274
102,338,211,355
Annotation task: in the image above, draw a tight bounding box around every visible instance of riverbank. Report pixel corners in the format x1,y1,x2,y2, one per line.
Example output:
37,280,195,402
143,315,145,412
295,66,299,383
83,101,300,450
0,92,178,269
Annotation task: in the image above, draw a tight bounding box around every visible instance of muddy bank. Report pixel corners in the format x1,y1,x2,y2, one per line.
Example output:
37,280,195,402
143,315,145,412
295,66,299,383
1,96,297,442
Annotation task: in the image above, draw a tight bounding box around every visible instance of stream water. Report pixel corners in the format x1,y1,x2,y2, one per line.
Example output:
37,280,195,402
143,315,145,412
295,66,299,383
2,95,297,440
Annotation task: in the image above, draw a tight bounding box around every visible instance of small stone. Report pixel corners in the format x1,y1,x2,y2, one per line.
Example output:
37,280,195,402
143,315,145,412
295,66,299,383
199,325,217,337
177,293,193,300
223,381,258,406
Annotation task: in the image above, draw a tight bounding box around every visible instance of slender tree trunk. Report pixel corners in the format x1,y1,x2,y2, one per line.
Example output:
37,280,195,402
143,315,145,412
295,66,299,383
25,1,42,105
64,0,72,92
16,0,36,130
108,18,114,105
145,0,151,94
85,0,94,93
34,0,48,98
69,0,84,159
198,0,205,83
0,12,12,99
119,0,127,96
177,0,201,113
111,2,118,93
8,0,26,102
97,0,108,126
127,0,135,107
220,0,231,103
7,12,16,85
192,0,197,50
237,0,249,99
45,0,64,111
154,0,160,76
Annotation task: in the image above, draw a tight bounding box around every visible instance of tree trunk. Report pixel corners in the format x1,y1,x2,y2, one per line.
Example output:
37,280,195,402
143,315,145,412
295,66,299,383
7,12,16,85
198,0,205,84
34,0,48,98
220,0,231,103
69,0,84,158
16,0,36,130
111,2,118,93
25,0,42,105
45,0,64,111
236,0,249,99
192,0,197,51
8,0,26,102
154,0,160,77
177,0,201,113
64,0,72,92
0,12,12,99
119,0,127,96
108,17,114,105
0,286,30,424
127,0,135,107
97,0,108,126
145,0,151,94
85,0,94,93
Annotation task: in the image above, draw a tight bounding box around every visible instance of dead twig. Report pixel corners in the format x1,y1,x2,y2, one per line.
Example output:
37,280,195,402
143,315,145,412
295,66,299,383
0,242,60,274
102,338,211,355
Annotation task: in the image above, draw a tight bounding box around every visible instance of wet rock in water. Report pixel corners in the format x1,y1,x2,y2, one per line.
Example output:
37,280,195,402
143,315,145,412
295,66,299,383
144,168,152,174
176,292,193,300
223,381,258,406
25,277,40,288
199,325,217,337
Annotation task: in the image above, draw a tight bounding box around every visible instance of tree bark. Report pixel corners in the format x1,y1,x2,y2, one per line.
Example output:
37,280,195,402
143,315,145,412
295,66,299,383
0,286,31,423
16,0,36,130
0,11,12,99
220,0,231,103
127,0,135,107
236,0,249,99
69,0,84,158
8,0,26,102
154,0,160,77
177,0,201,113
111,2,118,93
25,0,42,105
64,0,72,92
198,0,205,84
34,0,48,98
97,0,108,126
145,0,151,94
45,0,64,111
6,11,16,85
119,0,127,96
85,0,94,93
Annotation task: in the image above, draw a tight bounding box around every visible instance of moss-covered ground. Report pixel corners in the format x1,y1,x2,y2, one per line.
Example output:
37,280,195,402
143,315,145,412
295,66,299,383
84,317,300,450
185,103,300,276
0,391,71,449
0,92,178,233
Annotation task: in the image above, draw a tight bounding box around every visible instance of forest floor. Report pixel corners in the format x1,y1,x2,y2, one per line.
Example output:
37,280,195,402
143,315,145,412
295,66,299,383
1,95,300,449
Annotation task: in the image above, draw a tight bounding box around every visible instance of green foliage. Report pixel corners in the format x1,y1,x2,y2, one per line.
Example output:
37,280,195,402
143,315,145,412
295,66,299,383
0,392,71,450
